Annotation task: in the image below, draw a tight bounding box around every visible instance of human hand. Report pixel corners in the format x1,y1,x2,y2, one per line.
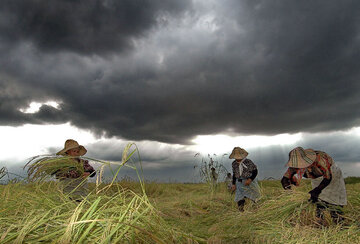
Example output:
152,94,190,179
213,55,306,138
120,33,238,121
308,188,321,203
281,176,291,190
231,184,236,191
245,179,252,186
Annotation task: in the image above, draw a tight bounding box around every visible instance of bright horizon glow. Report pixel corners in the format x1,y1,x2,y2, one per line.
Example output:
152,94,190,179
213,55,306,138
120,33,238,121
349,127,360,136
0,123,97,162
191,133,303,155
19,101,60,113
3,123,360,168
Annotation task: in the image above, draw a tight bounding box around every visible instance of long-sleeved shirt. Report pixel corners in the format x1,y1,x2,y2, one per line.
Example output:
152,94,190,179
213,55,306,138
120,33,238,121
283,151,333,192
284,151,333,181
232,159,258,185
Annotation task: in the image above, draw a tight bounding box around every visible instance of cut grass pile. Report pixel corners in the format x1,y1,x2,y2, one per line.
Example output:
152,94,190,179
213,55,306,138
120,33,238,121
1,178,360,243
0,181,198,243
146,180,360,243
1,143,200,243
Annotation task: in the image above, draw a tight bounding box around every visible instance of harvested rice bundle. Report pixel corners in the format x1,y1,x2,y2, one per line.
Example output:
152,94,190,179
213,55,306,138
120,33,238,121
25,155,85,182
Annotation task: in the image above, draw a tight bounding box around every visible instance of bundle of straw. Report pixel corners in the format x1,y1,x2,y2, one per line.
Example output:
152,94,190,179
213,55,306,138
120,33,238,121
25,155,85,182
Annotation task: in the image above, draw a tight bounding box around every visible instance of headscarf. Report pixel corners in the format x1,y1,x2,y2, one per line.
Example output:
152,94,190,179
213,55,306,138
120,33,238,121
238,157,248,177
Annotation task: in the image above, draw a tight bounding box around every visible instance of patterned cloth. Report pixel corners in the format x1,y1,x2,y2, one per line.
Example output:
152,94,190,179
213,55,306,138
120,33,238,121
283,151,347,206
284,151,333,182
232,159,257,179
55,158,95,201
232,159,260,202
311,164,347,206
234,177,261,202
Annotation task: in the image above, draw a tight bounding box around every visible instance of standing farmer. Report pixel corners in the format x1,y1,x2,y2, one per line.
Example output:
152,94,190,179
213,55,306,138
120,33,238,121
55,139,96,201
281,147,347,222
225,173,233,192
210,167,218,183
230,147,260,211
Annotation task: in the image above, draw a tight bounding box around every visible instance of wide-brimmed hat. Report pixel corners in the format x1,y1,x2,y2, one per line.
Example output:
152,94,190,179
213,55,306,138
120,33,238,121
229,147,248,160
56,139,87,156
286,147,316,168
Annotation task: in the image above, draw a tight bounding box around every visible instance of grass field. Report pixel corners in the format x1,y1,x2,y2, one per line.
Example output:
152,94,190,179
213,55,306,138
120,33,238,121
1,178,360,243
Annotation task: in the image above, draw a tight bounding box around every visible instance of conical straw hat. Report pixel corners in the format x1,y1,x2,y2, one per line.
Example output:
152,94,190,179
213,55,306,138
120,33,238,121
229,147,248,160
286,147,316,168
56,139,87,156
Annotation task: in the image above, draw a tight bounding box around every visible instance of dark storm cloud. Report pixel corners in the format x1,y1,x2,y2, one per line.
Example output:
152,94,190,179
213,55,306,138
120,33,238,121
296,131,360,163
1,0,360,145
0,0,191,55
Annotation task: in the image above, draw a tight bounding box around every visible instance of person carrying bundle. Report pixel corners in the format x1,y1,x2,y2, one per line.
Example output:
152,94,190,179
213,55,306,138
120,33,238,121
55,139,96,201
230,147,260,211
281,147,347,223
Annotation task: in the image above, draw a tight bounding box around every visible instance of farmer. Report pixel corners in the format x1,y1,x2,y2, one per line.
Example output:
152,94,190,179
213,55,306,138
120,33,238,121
55,139,96,201
210,167,218,183
225,173,233,192
281,147,347,222
230,147,260,211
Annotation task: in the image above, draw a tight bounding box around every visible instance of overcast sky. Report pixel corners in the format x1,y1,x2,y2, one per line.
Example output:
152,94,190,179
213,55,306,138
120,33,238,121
1,0,360,182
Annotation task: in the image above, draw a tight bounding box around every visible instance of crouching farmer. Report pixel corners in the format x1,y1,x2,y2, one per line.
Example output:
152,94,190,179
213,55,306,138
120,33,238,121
55,139,96,201
281,147,347,223
230,147,260,211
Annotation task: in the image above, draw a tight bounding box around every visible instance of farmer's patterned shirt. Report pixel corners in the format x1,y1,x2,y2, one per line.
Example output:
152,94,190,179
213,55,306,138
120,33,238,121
232,159,257,179
55,159,96,179
284,151,334,180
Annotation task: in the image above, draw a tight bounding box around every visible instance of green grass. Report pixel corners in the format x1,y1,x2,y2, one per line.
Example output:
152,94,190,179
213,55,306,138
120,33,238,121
1,179,360,243
0,181,197,243
344,176,360,185
0,144,200,243
145,180,360,243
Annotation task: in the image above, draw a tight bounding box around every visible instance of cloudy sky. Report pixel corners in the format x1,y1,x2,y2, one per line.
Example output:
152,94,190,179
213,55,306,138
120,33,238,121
1,0,360,182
